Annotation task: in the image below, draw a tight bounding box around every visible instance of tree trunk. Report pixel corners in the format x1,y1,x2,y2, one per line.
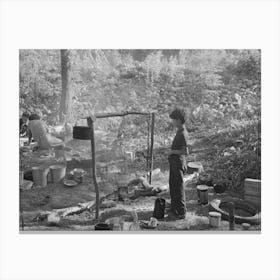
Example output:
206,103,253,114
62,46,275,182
60,49,71,122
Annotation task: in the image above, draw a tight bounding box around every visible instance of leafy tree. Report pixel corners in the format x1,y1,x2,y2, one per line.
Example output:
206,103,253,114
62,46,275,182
19,49,261,135
60,49,71,122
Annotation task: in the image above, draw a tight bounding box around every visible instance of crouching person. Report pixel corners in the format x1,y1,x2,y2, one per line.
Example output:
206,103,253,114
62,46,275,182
167,108,189,220
28,113,65,150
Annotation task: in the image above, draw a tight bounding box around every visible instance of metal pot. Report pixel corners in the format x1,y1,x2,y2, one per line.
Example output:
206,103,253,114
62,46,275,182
196,185,209,205
72,126,92,140
95,223,113,230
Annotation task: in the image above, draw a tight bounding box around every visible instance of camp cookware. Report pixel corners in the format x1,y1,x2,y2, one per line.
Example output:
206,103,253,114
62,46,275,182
32,166,49,187
72,125,92,140
209,211,222,227
50,164,66,183
196,185,209,205
63,179,78,187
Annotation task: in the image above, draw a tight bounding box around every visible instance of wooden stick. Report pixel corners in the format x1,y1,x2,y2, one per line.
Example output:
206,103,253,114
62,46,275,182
95,111,150,118
87,117,100,220
146,114,151,180
228,202,235,230
149,113,155,185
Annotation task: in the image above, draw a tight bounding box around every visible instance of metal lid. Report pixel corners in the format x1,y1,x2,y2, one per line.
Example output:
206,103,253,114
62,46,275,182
50,164,66,169
209,211,222,217
196,185,208,191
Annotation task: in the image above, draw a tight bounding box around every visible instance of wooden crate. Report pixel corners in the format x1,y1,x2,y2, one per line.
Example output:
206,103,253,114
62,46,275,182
244,195,261,210
244,178,261,210
244,178,261,196
244,194,261,205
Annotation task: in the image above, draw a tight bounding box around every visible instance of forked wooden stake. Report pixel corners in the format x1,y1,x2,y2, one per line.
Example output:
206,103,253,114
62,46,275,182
149,113,155,185
83,111,155,219
87,117,100,220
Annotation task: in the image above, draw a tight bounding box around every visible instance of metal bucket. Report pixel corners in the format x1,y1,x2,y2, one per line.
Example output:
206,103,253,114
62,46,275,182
209,211,222,227
50,164,66,183
197,185,209,205
32,166,49,187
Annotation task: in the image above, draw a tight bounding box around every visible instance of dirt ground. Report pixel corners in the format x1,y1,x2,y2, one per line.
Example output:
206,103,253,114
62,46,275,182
20,168,261,232
20,133,261,232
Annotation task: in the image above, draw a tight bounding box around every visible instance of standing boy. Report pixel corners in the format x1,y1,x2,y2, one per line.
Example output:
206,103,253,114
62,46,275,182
168,108,189,219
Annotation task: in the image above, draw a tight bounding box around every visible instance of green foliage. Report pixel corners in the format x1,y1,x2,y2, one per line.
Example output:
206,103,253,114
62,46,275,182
19,49,261,194
205,120,261,193
19,50,61,122
19,49,261,136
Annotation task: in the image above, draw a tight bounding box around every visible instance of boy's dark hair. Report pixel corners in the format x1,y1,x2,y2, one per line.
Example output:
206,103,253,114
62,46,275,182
169,108,186,124
29,113,41,121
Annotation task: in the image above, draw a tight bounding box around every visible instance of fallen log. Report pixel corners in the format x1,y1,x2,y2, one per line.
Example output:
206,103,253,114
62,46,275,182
58,200,96,217
29,200,96,223
21,216,99,230
27,191,118,224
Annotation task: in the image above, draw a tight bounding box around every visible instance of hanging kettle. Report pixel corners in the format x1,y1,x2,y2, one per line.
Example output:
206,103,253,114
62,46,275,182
72,118,92,140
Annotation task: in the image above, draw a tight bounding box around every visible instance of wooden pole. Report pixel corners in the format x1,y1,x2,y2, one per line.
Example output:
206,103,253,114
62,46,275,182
95,111,149,119
83,111,156,188
228,202,235,230
87,117,100,220
149,113,155,185
146,114,151,181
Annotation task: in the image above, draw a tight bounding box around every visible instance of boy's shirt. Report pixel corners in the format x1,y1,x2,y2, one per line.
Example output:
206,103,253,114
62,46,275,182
171,126,188,154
